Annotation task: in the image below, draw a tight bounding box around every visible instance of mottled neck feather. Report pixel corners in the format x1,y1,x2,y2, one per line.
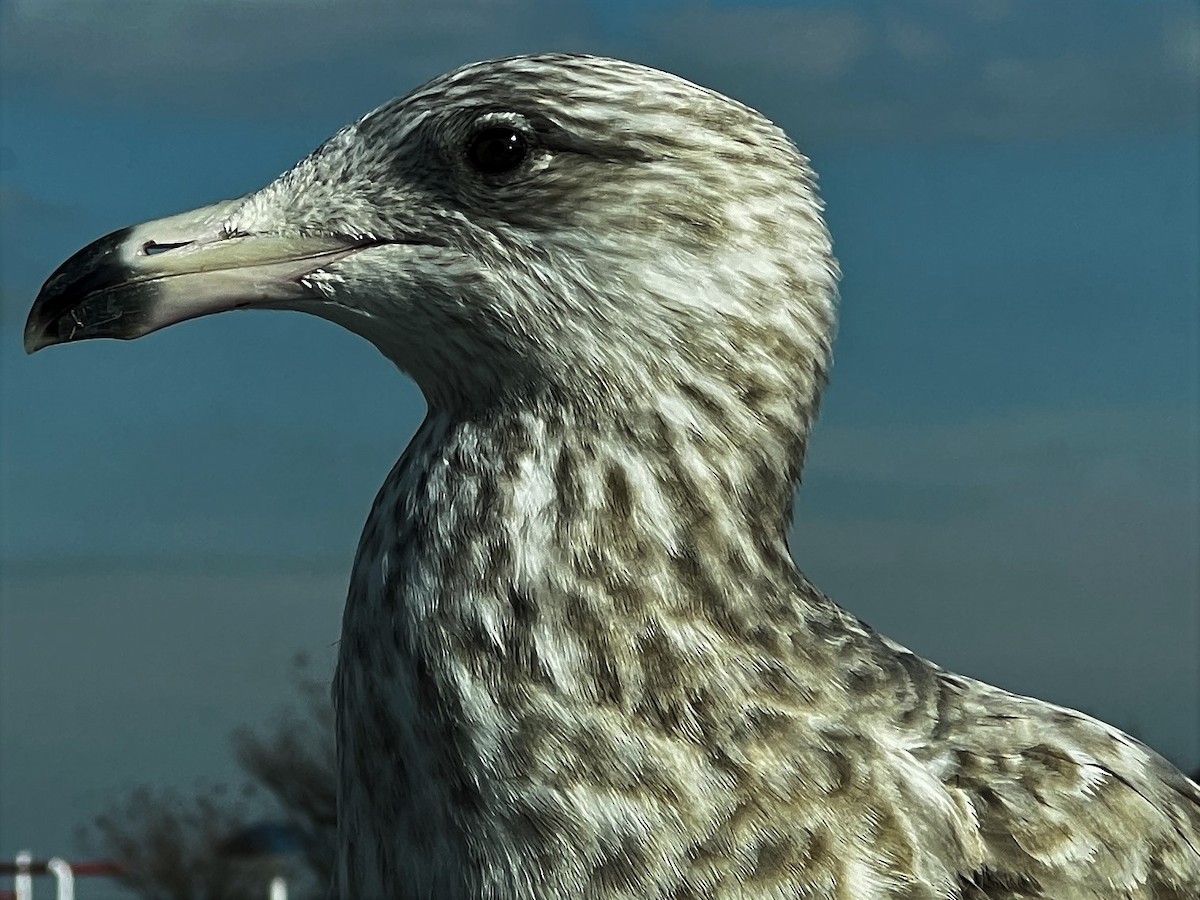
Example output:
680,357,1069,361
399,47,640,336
349,385,814,689
334,362,878,895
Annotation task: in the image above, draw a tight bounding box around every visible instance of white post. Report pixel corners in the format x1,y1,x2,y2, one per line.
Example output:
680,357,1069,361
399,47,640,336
14,851,33,900
46,859,74,900
268,874,287,900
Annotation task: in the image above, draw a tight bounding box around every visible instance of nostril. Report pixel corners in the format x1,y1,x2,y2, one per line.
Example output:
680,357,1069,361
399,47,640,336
143,240,191,256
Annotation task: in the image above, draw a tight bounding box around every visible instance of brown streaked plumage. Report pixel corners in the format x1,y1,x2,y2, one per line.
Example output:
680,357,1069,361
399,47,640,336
25,54,1200,899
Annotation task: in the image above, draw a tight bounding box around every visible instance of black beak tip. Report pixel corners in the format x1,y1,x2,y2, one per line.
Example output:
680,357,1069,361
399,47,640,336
23,295,56,355
23,225,139,355
24,323,53,354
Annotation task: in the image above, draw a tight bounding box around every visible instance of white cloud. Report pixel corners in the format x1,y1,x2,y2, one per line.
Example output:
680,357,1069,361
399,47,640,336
0,0,604,120
662,7,869,79
651,0,1200,142
960,0,1016,25
1164,9,1200,78
2,0,1197,141
886,20,944,65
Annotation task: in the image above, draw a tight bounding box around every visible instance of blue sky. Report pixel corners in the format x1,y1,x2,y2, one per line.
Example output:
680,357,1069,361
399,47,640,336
1,0,1198,879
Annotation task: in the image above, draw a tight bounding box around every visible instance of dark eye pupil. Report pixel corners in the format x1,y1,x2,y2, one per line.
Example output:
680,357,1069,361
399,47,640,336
467,127,529,175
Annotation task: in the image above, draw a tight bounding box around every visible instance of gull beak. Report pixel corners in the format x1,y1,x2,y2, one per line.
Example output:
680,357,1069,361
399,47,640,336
24,199,369,353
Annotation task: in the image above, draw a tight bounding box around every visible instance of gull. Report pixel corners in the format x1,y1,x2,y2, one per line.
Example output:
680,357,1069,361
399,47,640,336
25,53,1200,899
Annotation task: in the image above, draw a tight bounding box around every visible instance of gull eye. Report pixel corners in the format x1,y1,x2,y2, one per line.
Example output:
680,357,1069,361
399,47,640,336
466,126,530,175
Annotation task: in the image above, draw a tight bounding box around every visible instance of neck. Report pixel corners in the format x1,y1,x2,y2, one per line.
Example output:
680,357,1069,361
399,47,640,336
396,392,810,621
334,391,826,896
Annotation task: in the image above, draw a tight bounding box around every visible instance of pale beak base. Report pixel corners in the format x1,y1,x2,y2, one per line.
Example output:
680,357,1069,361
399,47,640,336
25,200,373,354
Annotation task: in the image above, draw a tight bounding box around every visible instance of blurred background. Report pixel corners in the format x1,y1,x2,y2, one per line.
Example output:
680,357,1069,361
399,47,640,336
2,0,1197,896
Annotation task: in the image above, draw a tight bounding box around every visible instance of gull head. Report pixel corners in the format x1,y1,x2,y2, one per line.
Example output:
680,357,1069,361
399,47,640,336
27,54,838,421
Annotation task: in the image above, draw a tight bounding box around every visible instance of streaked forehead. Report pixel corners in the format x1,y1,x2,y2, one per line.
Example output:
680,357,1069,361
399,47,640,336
365,53,777,151
415,54,703,106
